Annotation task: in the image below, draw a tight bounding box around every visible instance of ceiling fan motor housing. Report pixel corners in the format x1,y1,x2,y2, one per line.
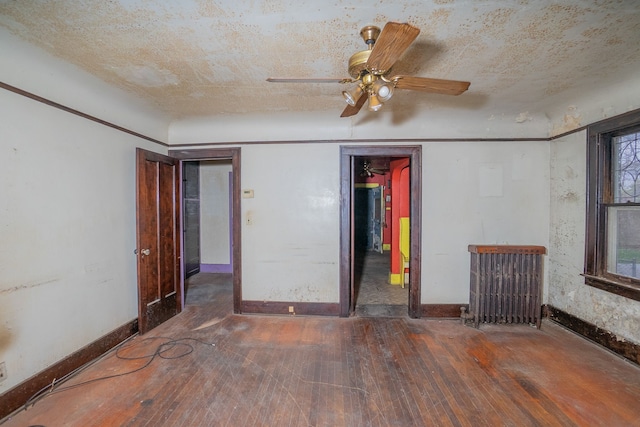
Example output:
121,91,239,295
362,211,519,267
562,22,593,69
348,25,388,79
359,25,381,45
347,50,373,79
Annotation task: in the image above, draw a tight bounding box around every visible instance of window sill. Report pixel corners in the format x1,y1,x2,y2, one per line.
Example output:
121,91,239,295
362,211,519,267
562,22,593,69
583,274,640,302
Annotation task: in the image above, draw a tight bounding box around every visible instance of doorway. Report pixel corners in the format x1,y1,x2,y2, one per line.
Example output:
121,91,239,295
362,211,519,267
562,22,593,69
352,156,410,317
182,159,234,306
169,148,242,313
340,146,422,318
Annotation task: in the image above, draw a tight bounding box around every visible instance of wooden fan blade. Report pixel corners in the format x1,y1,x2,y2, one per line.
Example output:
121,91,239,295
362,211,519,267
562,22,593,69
366,22,420,75
340,91,368,117
392,76,470,95
266,78,353,84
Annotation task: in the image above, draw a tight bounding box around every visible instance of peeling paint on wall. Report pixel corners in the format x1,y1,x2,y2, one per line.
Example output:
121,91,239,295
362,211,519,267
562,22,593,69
516,111,532,123
552,105,582,134
549,131,640,345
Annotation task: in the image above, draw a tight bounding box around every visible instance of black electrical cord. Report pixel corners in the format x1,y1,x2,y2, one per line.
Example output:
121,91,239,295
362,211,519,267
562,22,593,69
21,336,215,410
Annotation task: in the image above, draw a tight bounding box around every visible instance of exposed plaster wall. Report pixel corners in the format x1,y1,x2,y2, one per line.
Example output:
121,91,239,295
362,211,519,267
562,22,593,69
0,88,166,392
549,131,640,344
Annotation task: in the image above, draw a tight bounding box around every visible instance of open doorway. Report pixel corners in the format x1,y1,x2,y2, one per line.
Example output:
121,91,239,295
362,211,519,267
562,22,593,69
170,148,242,314
134,148,240,334
340,146,422,318
352,156,410,317
182,160,234,307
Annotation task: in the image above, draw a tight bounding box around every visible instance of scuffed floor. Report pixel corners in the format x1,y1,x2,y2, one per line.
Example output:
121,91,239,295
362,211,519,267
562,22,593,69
3,275,640,426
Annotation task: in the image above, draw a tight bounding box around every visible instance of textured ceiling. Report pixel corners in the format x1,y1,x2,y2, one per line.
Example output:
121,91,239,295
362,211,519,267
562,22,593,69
1,0,639,122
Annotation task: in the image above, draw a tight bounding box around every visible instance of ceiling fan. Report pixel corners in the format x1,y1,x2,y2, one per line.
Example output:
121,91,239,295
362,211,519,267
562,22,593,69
361,160,387,177
267,22,470,117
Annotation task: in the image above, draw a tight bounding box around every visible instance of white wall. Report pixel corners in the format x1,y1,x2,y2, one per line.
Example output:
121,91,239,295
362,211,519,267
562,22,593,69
422,141,550,303
210,139,549,304
200,161,232,265
0,28,169,392
549,131,640,343
0,85,165,393
241,144,341,302
169,109,549,144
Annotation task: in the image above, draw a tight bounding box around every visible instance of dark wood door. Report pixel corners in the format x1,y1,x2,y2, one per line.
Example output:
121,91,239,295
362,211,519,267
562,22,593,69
183,161,200,278
136,148,181,334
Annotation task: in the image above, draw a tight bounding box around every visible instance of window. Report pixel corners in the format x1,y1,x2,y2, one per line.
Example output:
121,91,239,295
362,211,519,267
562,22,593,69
585,110,640,301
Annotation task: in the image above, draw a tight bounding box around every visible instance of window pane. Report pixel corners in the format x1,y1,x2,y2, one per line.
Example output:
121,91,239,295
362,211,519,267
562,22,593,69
612,132,640,203
607,206,640,279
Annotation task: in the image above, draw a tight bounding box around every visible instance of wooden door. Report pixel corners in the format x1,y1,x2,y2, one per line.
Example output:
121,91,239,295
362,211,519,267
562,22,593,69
136,148,181,334
183,161,200,278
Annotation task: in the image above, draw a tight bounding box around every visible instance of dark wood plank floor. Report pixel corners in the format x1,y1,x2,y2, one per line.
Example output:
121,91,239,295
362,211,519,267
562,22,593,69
3,273,640,427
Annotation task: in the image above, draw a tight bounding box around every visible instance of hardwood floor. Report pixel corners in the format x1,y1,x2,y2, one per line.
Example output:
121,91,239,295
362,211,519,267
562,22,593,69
3,273,640,426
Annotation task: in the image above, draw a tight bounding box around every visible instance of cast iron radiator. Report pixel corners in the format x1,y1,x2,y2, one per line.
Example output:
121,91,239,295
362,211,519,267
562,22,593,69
464,245,546,329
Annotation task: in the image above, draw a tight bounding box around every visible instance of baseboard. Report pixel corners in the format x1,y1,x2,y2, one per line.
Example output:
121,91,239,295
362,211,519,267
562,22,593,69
241,302,468,318
545,305,639,366
422,304,469,318
200,263,232,274
0,318,138,421
241,300,340,316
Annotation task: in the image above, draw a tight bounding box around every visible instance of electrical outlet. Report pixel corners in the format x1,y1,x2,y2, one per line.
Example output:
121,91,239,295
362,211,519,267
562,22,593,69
0,362,7,383
288,306,294,313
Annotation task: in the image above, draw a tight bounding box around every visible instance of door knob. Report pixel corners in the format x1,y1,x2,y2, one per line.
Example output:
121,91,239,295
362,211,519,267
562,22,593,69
141,248,151,256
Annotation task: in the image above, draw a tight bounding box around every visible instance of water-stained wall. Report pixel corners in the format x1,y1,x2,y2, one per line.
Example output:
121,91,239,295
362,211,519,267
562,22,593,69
549,131,640,344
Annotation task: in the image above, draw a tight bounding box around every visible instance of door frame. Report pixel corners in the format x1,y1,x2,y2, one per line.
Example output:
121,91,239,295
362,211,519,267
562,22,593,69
169,148,242,313
339,145,422,318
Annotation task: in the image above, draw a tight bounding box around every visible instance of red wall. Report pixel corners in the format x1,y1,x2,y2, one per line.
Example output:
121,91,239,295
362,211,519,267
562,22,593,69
389,158,410,275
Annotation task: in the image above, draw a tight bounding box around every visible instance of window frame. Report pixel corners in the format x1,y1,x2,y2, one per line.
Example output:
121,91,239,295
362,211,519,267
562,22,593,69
584,109,640,301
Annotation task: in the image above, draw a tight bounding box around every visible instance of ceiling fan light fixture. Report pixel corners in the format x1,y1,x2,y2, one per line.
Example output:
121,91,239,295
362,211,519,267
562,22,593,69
371,79,394,102
342,84,363,106
367,92,383,112
268,22,470,118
